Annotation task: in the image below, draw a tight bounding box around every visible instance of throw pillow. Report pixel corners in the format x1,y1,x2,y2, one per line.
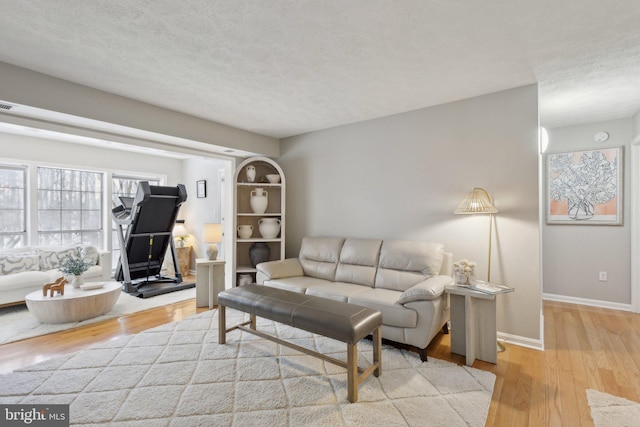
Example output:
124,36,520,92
0,254,40,275
81,246,99,266
40,247,80,270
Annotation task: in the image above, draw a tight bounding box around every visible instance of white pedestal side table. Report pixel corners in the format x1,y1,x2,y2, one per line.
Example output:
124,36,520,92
196,259,226,309
445,285,498,366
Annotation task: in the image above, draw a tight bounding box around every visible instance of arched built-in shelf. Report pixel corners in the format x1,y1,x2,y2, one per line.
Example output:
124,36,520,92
232,157,285,286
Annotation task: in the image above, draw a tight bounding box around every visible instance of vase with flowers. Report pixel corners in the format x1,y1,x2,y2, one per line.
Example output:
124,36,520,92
59,249,93,288
453,259,476,285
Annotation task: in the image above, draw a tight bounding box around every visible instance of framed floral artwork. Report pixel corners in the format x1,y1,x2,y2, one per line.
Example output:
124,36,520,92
547,147,623,225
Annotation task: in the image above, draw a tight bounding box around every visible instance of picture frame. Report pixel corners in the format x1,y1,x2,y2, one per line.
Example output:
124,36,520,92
546,147,623,225
196,180,207,198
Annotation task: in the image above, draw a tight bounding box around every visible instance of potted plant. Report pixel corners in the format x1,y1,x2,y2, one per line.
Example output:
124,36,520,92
175,234,189,248
59,249,93,288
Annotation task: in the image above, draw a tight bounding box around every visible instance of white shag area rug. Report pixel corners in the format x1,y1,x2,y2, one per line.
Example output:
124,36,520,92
0,309,495,426
587,389,640,427
0,287,196,344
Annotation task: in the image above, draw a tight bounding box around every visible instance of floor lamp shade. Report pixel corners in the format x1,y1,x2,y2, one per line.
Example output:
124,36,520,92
454,188,498,215
203,223,222,260
454,188,498,281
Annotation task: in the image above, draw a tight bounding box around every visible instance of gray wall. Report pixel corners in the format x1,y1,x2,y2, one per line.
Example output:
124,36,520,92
0,132,183,184
180,157,229,268
279,85,541,345
0,62,279,157
544,118,633,305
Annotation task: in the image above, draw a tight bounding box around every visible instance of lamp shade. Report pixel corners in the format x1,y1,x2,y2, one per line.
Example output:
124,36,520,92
203,223,222,243
172,223,188,237
453,188,498,215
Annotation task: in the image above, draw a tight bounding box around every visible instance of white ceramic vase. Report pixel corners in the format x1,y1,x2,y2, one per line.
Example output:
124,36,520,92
455,271,474,285
250,188,268,214
238,274,253,287
258,218,281,238
246,165,256,183
237,225,253,239
72,275,84,289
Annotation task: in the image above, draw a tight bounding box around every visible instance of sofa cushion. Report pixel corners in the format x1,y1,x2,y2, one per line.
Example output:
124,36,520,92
40,246,80,270
348,289,418,328
0,271,51,291
335,238,381,287
374,240,445,292
306,281,371,302
264,276,330,294
0,253,40,275
298,237,345,281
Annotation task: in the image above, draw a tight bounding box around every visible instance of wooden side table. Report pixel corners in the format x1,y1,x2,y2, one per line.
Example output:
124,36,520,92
445,285,497,366
176,246,191,275
196,259,226,309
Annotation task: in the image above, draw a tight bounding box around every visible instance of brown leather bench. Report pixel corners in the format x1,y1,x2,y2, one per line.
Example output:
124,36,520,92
218,283,382,403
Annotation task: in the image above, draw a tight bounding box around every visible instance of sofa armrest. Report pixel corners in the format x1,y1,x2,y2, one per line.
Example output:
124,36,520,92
256,258,303,283
397,275,453,304
98,250,112,280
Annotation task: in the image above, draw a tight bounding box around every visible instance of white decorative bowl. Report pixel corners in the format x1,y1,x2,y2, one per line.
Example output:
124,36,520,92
266,174,281,183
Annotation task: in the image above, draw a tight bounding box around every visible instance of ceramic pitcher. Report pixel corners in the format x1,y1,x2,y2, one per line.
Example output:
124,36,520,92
237,225,253,239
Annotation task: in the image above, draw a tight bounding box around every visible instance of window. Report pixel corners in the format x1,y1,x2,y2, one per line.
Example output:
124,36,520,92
111,175,161,268
0,165,27,248
37,167,103,247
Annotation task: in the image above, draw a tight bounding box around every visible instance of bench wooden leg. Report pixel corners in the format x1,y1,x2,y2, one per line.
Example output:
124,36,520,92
347,342,357,403
373,326,382,377
218,304,226,344
250,313,256,330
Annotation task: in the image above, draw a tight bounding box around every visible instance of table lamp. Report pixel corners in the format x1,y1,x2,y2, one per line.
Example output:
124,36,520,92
173,220,189,248
453,187,498,282
203,223,223,260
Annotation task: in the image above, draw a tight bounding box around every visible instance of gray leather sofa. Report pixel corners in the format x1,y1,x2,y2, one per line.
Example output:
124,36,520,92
255,236,453,360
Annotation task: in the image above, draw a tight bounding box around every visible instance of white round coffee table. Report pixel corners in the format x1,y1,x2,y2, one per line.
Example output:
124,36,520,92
25,282,121,324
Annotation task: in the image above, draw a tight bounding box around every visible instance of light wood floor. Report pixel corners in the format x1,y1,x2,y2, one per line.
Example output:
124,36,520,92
1,299,638,426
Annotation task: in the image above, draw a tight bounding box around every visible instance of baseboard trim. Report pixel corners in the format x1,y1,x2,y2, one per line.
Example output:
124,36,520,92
543,293,633,312
497,332,544,351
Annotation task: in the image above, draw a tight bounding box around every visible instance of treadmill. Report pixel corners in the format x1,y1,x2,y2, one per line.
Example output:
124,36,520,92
112,182,194,298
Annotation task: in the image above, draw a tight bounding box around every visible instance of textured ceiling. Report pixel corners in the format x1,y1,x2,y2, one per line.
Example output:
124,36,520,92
0,1,639,138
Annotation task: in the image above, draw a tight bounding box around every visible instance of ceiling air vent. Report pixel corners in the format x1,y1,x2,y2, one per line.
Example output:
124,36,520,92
0,103,14,111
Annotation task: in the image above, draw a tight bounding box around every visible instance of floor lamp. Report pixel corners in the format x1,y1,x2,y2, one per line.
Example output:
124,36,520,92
454,187,504,351
453,187,499,282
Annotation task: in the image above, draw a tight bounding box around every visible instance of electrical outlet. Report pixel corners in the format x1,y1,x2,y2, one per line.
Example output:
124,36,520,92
599,271,607,281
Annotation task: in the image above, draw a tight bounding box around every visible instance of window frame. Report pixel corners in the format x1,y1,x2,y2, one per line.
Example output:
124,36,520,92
36,165,104,248
0,164,27,248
